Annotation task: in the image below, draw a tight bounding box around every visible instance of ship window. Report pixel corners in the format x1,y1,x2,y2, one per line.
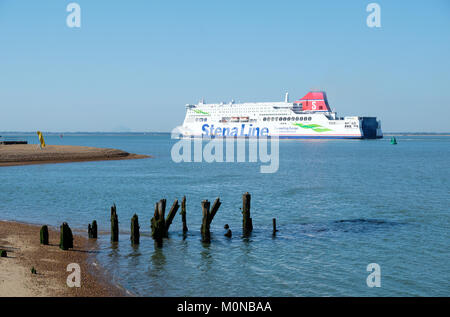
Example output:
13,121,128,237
272,117,275,121
287,117,291,121
279,117,283,121
308,117,312,121
292,117,295,121
300,117,303,121
319,106,323,110
295,117,299,121
263,117,266,121
283,117,287,121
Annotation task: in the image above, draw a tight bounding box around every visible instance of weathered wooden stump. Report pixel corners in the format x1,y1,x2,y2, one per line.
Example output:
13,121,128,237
130,214,140,245
59,222,73,250
242,192,253,235
0,250,7,257
88,220,98,239
272,218,278,236
181,196,188,233
151,199,166,247
165,199,180,237
111,204,119,242
40,225,49,245
200,198,221,243
201,200,211,243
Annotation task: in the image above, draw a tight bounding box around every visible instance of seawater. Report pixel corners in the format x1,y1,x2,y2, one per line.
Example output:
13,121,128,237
0,134,448,296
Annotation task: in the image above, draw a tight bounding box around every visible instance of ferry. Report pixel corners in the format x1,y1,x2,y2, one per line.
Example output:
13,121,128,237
179,91,383,139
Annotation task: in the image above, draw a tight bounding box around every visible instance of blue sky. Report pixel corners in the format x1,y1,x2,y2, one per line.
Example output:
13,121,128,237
0,0,449,132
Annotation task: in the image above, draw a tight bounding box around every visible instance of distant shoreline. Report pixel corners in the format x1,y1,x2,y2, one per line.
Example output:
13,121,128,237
0,144,150,167
1,131,449,136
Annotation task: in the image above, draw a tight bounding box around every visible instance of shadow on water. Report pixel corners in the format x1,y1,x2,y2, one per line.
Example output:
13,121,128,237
329,218,402,233
272,218,404,240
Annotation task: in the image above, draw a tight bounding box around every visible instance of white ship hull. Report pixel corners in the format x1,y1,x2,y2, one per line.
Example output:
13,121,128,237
179,91,383,139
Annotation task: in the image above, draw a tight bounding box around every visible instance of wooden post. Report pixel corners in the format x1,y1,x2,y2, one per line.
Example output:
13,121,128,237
165,199,180,236
224,229,232,238
40,225,49,245
200,198,221,243
272,218,278,236
59,222,73,250
181,196,188,233
88,220,98,239
151,199,166,247
210,198,222,221
0,250,7,257
131,214,140,245
201,200,211,243
242,192,253,235
111,204,119,242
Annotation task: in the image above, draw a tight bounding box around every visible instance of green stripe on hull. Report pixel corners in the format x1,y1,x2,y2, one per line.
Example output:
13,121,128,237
292,123,333,133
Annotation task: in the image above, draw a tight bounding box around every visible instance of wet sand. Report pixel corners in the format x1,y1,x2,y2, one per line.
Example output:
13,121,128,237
0,221,128,297
0,144,150,167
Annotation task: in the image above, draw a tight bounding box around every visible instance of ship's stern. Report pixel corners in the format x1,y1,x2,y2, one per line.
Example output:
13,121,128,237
360,117,383,139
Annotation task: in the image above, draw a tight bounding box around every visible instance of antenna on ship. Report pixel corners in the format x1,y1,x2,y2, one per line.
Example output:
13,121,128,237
284,92,289,103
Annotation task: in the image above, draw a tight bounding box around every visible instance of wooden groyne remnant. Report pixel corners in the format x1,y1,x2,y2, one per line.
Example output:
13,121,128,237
48,192,278,250
165,199,180,236
201,198,222,243
59,222,73,250
151,199,166,247
111,204,119,242
181,196,188,233
131,214,140,245
88,220,97,239
150,198,181,247
242,192,253,236
272,218,278,236
40,225,49,245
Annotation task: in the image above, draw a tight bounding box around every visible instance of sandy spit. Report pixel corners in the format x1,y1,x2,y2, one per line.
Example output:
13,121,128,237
0,144,150,167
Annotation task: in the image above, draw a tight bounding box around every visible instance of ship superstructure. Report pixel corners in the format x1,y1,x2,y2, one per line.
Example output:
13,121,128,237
179,91,382,139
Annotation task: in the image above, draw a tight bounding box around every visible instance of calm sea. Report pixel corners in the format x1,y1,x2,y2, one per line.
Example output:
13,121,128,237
0,134,449,296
